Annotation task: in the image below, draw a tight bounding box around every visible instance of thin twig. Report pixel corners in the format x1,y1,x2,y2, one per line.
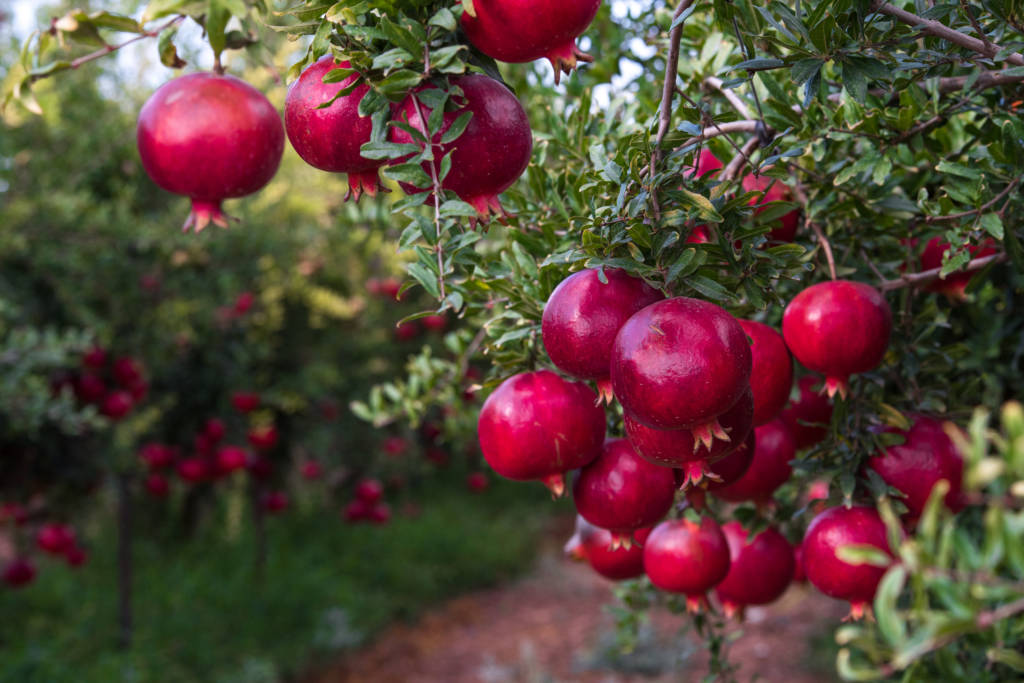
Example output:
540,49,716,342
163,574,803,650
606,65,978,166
958,0,993,54
872,1,1024,67
720,137,760,183
861,249,888,283
924,178,1021,223
410,91,446,301
878,253,1007,290
792,182,837,279
682,120,762,145
703,76,753,119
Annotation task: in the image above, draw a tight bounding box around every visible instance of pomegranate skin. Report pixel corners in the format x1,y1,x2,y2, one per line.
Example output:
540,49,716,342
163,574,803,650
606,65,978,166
920,237,997,300
691,148,723,179
610,297,752,433
739,320,793,426
803,506,893,618
460,0,601,83
389,75,532,222
285,57,384,200
137,73,285,232
705,431,755,490
478,370,605,493
542,268,664,390
572,439,676,539
782,281,892,398
712,419,795,504
868,416,965,519
625,389,754,487
715,522,795,616
741,174,800,242
643,517,731,610
780,376,833,450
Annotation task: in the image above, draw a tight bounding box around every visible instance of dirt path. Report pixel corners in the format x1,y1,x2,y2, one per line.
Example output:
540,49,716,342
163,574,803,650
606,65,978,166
308,518,845,682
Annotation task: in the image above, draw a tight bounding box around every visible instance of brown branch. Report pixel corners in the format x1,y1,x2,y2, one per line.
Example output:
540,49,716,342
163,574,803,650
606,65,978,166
720,137,760,183
703,76,753,119
682,119,762,145
879,253,1008,291
872,1,1024,67
924,178,1021,223
810,221,838,280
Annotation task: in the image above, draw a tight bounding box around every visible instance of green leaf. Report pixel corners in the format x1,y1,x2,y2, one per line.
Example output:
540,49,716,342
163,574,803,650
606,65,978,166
206,0,230,59
687,275,733,302
407,263,441,299
461,0,476,18
837,544,892,568
428,7,457,31
157,26,186,68
980,213,1004,240
383,162,431,189
679,189,723,223
790,58,823,86
440,112,473,144
733,58,785,72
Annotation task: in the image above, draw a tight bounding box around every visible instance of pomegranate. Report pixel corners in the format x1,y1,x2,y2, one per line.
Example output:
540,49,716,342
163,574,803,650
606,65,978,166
477,370,605,495
686,225,712,244
300,460,324,480
0,502,28,526
234,292,255,315
742,174,800,242
75,373,106,404
137,73,284,231
715,522,795,617
643,517,731,610
231,392,261,413
611,297,752,449
782,281,892,398
177,457,208,483
739,320,793,426
262,491,289,513
37,523,76,554
343,499,371,522
2,558,36,588
625,389,754,488
421,314,447,333
460,0,600,83
803,505,893,619
285,57,385,200
712,419,795,504
572,439,676,544
82,346,107,370
65,546,88,568
216,446,249,474
705,432,756,491
145,473,170,498
466,472,489,493
792,541,806,582
868,416,965,519
382,436,409,457
919,237,998,300
780,376,834,449
247,425,279,451
690,148,723,179
113,357,143,388
542,267,664,399
139,442,175,469
369,503,392,524
204,418,226,443
584,525,652,581
389,74,532,222
394,320,420,342
355,479,384,505
101,391,134,419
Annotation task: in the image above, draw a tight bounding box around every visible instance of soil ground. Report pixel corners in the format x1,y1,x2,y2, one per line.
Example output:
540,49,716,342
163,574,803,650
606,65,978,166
307,517,846,683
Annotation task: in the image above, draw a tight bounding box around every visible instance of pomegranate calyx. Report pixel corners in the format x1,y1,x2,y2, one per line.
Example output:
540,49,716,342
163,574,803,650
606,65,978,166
546,41,595,85
595,378,615,405
609,531,633,551
677,460,719,490
691,418,732,453
684,594,709,613
721,601,744,620
345,169,388,202
823,375,850,400
542,472,566,498
185,199,234,233
466,193,508,229
845,601,874,622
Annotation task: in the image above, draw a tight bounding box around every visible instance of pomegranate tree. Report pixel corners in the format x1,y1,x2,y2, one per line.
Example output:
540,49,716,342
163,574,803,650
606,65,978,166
542,267,663,400
643,517,731,611
572,439,676,545
285,57,385,200
137,73,285,232
738,320,793,426
477,370,605,494
611,297,752,448
782,281,893,398
389,74,532,222
715,522,795,618
460,0,602,83
803,506,893,619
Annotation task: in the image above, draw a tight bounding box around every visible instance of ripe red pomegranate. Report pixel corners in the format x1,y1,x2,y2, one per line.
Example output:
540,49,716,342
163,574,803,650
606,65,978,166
686,225,712,244
247,425,279,451
300,461,324,480
285,57,384,200
234,292,255,316
137,73,284,231
75,373,106,404
0,502,28,526
394,320,420,342
216,446,249,474
625,389,754,488
101,391,134,419
644,517,731,610
138,443,174,469
177,457,208,483
690,148,723,179
65,546,88,568
369,503,392,525
792,541,806,582
82,346,107,370
741,174,800,242
611,297,752,447
421,314,447,333
739,320,792,426
803,505,893,619
542,268,664,400
582,525,652,581
262,491,289,514
466,472,489,493
113,357,143,387
919,237,997,300
2,558,36,588
389,75,532,222
37,523,76,554
343,499,371,522
780,376,834,449
782,281,892,398
715,522,795,618
145,473,170,498
382,436,409,457
705,432,756,491
460,0,601,83
572,439,676,544
712,419,795,504
231,392,261,413
477,370,605,495
355,479,384,505
204,418,226,443
868,416,965,519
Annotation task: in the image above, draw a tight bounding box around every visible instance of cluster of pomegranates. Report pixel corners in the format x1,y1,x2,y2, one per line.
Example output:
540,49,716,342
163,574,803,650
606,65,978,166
478,266,968,618
1,510,87,590
137,1,602,229
56,346,148,421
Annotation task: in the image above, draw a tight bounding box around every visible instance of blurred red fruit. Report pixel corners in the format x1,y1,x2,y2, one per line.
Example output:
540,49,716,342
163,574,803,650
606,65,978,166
382,436,409,457
216,446,249,473
139,273,161,291
0,502,28,526
234,291,255,315
145,473,170,498
319,399,340,421
262,491,289,513
300,460,324,480
343,499,371,522
394,320,420,341
177,458,208,483
355,479,384,504
75,373,107,403
139,443,175,469
82,346,107,370
425,447,449,466
369,503,391,524
247,425,279,451
64,546,88,568
37,523,76,554
112,357,143,388
231,392,261,413
204,418,226,443
466,472,489,492
101,391,134,419
2,558,36,588
421,314,447,332
247,455,273,480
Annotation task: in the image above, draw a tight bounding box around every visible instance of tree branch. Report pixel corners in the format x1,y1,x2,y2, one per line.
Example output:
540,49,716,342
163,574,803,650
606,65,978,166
871,1,1024,67
879,253,1007,291
682,119,762,145
720,137,760,183
703,76,753,119
923,178,1021,223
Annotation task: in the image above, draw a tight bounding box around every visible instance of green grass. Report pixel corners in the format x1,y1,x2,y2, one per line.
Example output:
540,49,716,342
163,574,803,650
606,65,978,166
0,476,558,682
